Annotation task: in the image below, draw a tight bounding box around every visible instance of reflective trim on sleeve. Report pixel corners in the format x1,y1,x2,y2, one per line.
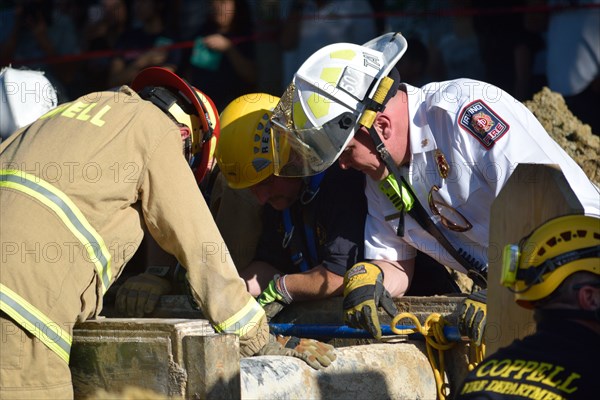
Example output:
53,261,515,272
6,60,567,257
213,297,266,335
0,169,112,292
0,283,72,363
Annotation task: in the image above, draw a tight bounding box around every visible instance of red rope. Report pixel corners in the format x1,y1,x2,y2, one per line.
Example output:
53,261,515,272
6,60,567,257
5,3,598,67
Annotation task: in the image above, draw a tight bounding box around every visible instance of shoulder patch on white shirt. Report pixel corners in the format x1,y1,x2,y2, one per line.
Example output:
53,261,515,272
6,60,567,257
458,100,509,149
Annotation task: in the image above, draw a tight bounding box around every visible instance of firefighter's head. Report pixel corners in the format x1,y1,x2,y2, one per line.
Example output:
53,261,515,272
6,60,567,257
131,67,219,184
217,93,303,210
501,214,600,309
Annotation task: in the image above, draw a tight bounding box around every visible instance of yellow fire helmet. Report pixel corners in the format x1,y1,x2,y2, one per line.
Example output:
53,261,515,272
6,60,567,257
131,67,220,184
501,214,600,308
216,93,282,189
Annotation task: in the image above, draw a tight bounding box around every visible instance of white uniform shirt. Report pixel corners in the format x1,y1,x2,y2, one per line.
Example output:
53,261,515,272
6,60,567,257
365,79,600,273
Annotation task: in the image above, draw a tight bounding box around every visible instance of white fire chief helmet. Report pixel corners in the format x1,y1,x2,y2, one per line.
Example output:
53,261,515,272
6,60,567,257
0,66,58,142
271,32,408,177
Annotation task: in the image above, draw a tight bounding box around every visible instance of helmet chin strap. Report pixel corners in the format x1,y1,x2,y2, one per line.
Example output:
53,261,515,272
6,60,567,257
179,125,192,164
300,172,326,205
359,69,414,234
368,125,413,236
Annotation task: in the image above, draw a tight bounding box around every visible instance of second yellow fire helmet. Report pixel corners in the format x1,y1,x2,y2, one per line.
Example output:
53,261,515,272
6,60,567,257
501,214,600,308
216,93,282,189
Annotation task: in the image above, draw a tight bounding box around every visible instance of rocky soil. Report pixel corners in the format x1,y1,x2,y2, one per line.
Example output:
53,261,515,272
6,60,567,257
524,87,600,187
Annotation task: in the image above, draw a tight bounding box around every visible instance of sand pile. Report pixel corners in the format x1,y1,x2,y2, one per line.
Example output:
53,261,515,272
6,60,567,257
524,87,600,187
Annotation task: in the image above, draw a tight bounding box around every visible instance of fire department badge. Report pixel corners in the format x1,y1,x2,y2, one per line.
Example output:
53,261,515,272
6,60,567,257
471,112,494,134
434,149,450,179
459,100,509,149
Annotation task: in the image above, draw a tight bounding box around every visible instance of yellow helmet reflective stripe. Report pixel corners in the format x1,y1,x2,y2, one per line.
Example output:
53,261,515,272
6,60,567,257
216,93,280,189
504,214,600,308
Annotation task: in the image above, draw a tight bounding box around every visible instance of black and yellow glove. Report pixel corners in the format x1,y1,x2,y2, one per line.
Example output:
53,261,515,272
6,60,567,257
256,334,336,370
343,262,398,340
459,289,487,346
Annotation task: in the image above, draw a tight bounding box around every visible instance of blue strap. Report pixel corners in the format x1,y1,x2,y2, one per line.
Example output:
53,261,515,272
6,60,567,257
282,172,326,272
302,172,325,266
300,172,326,205
282,208,294,249
282,208,309,271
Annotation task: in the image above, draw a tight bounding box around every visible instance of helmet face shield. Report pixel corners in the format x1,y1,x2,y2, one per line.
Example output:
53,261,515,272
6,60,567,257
271,83,357,177
271,118,331,177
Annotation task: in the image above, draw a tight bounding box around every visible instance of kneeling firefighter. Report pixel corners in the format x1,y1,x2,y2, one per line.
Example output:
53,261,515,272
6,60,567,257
456,214,600,399
0,67,334,400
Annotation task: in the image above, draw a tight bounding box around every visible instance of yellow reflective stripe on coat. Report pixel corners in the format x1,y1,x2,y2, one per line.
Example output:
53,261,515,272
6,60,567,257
0,283,72,363
0,169,112,292
214,298,266,335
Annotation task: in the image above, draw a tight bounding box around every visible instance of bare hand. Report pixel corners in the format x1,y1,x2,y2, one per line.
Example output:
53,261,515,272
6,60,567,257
203,34,232,53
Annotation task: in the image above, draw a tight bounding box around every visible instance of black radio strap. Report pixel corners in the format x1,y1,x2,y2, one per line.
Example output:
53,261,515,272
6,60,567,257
368,127,488,288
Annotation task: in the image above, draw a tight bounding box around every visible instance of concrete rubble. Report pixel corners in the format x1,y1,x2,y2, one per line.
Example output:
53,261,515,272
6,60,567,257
241,342,436,400
72,296,466,399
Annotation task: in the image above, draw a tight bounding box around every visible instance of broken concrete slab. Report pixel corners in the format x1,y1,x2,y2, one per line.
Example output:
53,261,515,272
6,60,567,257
242,342,437,399
71,318,239,399
73,296,471,398
71,318,439,399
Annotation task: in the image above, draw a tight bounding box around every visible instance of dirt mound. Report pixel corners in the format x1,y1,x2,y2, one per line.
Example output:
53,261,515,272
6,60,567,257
524,87,600,187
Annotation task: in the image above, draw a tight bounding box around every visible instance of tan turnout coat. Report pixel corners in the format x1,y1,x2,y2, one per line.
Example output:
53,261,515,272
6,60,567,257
0,86,266,399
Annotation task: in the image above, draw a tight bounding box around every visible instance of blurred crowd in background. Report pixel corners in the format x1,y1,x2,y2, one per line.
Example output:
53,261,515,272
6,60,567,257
1,0,598,132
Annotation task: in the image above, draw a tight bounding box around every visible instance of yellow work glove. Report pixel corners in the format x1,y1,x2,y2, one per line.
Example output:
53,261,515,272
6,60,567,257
459,289,487,346
256,334,336,370
343,262,398,340
116,272,171,317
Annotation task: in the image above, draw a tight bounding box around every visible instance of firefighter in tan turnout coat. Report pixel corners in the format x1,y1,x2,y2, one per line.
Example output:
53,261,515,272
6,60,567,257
0,67,334,399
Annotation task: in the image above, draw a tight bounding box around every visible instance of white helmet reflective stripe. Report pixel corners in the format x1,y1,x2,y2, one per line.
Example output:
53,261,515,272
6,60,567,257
272,32,408,177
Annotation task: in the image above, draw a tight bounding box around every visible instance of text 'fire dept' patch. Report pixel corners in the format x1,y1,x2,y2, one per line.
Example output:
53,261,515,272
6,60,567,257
459,100,510,149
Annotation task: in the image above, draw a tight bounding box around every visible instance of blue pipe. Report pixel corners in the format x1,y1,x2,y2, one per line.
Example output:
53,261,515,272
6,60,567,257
269,323,463,342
